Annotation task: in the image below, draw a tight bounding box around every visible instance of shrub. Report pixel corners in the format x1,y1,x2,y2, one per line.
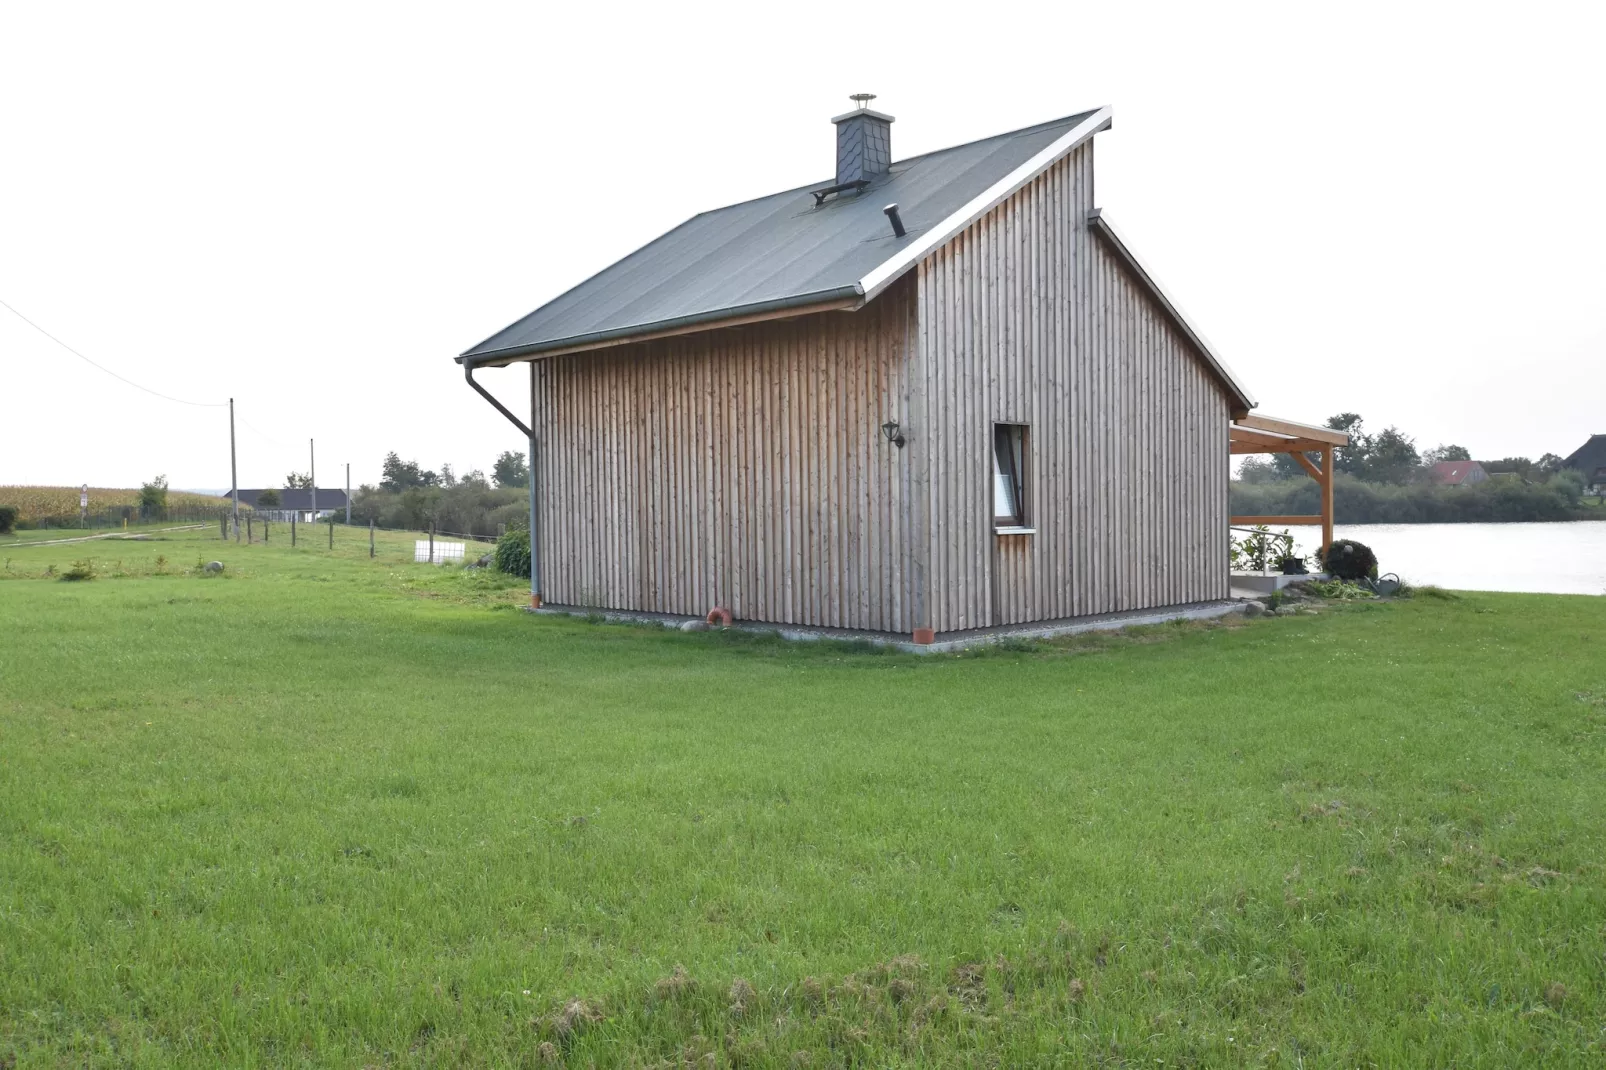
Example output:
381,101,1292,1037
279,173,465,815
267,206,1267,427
0,505,15,535
495,526,531,578
1320,539,1378,581
1228,526,1293,572
1302,578,1374,601
138,475,169,519
61,559,96,581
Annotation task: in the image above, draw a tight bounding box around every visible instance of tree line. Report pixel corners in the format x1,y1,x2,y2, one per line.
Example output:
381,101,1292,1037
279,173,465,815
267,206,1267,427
1237,413,1569,486
338,451,532,536
1234,413,1593,523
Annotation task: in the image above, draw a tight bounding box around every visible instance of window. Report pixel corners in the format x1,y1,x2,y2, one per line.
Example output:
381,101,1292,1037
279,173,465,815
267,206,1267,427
993,423,1027,529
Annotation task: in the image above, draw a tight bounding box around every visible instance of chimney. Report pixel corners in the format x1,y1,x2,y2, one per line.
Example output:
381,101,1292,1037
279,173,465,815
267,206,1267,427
832,93,894,187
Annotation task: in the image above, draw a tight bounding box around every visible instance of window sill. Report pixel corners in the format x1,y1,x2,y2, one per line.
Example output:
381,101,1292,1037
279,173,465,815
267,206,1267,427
993,526,1036,536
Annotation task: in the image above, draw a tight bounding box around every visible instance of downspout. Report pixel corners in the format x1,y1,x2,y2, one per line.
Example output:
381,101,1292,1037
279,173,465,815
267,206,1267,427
463,361,541,607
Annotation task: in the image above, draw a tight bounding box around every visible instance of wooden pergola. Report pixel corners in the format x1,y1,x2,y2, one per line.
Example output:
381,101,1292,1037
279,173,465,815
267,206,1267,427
1229,414,1351,552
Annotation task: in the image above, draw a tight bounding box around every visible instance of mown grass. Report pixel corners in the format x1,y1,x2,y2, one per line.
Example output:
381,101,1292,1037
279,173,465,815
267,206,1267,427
1,529,1604,1067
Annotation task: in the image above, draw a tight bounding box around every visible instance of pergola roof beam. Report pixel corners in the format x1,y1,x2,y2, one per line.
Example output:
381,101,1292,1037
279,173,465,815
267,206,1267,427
1236,413,1349,446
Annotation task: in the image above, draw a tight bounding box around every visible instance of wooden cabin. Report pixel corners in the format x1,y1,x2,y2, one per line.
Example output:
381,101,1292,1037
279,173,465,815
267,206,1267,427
459,99,1344,644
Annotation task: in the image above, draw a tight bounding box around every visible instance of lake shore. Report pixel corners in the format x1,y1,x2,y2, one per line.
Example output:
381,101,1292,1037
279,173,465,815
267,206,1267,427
1273,520,1606,595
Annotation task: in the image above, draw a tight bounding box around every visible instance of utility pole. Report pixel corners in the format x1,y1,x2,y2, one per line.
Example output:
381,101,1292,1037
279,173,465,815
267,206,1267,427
229,398,239,541
345,462,351,525
309,439,317,523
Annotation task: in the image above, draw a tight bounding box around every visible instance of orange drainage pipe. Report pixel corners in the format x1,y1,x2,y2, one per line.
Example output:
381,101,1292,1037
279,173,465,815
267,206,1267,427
913,628,936,645
706,607,733,628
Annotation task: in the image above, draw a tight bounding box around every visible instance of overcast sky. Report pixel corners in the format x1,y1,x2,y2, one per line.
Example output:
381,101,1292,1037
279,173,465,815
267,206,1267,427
2,1,1601,491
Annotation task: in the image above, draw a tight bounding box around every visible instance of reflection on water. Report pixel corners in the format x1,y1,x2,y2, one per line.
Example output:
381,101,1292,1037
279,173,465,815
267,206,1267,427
1275,522,1606,596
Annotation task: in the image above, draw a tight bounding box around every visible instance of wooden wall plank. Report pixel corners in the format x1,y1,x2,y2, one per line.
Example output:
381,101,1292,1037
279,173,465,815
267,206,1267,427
532,274,915,631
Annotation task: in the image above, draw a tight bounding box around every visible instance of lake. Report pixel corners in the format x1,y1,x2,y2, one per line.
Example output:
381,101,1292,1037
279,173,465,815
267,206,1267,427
1275,521,1606,596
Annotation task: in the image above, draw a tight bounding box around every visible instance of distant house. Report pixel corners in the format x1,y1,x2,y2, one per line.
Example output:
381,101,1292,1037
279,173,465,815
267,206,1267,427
1563,435,1606,493
1428,460,1489,487
236,488,347,523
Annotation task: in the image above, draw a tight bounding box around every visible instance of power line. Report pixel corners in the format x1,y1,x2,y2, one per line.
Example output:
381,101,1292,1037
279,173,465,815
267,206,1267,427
237,415,298,451
0,295,227,408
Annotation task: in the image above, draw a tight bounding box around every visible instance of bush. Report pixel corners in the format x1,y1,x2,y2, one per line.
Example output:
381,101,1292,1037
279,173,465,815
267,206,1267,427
495,526,531,579
138,475,169,519
61,559,96,581
0,505,15,535
1321,539,1378,581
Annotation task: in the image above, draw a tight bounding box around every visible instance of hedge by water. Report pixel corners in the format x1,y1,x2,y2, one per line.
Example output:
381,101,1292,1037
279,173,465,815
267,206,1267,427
1231,472,1591,524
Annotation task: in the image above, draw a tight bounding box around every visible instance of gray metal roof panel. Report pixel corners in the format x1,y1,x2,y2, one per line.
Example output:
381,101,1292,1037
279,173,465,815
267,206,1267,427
461,111,1099,360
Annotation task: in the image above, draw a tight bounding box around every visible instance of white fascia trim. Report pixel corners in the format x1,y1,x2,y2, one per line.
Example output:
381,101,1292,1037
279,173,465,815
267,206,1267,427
1086,210,1257,412
855,106,1114,303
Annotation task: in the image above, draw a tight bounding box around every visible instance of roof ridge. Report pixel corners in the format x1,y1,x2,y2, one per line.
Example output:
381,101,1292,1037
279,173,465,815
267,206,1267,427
679,110,1100,220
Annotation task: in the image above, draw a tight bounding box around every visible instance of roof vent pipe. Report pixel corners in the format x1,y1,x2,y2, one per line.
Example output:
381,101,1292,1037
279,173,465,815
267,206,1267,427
883,203,906,238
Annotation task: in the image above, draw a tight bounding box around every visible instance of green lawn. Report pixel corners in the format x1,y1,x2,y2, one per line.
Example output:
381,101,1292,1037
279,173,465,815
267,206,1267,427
2,529,1604,1067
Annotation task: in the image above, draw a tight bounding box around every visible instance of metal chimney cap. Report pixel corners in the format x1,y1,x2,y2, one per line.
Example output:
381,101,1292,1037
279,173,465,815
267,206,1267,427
849,93,877,108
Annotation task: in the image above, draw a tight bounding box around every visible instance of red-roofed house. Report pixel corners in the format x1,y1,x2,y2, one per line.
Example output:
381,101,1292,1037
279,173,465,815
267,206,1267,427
1428,460,1490,487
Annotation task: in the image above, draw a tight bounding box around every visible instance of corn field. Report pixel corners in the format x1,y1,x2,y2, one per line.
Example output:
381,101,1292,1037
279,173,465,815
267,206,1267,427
0,486,245,527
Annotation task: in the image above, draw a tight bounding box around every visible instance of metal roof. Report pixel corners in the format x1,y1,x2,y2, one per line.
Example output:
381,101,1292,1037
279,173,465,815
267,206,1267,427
236,489,349,510
1563,434,1606,474
461,109,1109,364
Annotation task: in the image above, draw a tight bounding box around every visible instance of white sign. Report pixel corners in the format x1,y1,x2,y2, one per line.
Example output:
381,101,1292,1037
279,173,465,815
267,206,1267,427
80,484,88,509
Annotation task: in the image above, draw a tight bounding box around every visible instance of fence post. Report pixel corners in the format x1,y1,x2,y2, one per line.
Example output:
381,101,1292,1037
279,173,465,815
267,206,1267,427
247,516,253,544
328,516,333,550
292,515,296,547
220,512,227,540
428,523,434,565
369,518,375,558
264,519,269,543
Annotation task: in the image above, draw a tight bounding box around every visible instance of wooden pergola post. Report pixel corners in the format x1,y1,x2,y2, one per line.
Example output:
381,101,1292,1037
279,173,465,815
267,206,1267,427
1320,447,1334,554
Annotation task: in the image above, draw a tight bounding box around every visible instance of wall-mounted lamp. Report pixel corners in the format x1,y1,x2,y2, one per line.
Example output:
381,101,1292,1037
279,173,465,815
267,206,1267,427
881,421,906,448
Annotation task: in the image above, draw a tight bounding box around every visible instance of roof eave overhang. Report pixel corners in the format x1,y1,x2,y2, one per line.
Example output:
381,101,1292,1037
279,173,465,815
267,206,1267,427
459,285,865,367
1085,209,1257,414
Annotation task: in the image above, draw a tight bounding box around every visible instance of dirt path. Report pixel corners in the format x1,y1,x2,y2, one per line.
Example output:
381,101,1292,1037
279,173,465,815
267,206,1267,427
4,524,207,548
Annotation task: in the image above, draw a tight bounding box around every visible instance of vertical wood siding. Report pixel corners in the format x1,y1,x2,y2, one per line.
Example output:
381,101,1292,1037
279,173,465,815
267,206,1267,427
531,275,916,631
914,143,1231,632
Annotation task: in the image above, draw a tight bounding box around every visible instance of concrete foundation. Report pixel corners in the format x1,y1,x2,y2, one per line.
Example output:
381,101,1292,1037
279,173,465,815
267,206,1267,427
1230,571,1329,596
529,599,1246,654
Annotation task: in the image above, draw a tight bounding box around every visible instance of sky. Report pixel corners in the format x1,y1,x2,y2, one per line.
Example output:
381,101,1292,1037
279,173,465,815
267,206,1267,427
2,1,1602,492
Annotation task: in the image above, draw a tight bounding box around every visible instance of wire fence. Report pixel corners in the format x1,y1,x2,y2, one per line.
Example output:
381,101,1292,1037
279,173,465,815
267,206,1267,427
19,504,246,531
213,513,500,562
